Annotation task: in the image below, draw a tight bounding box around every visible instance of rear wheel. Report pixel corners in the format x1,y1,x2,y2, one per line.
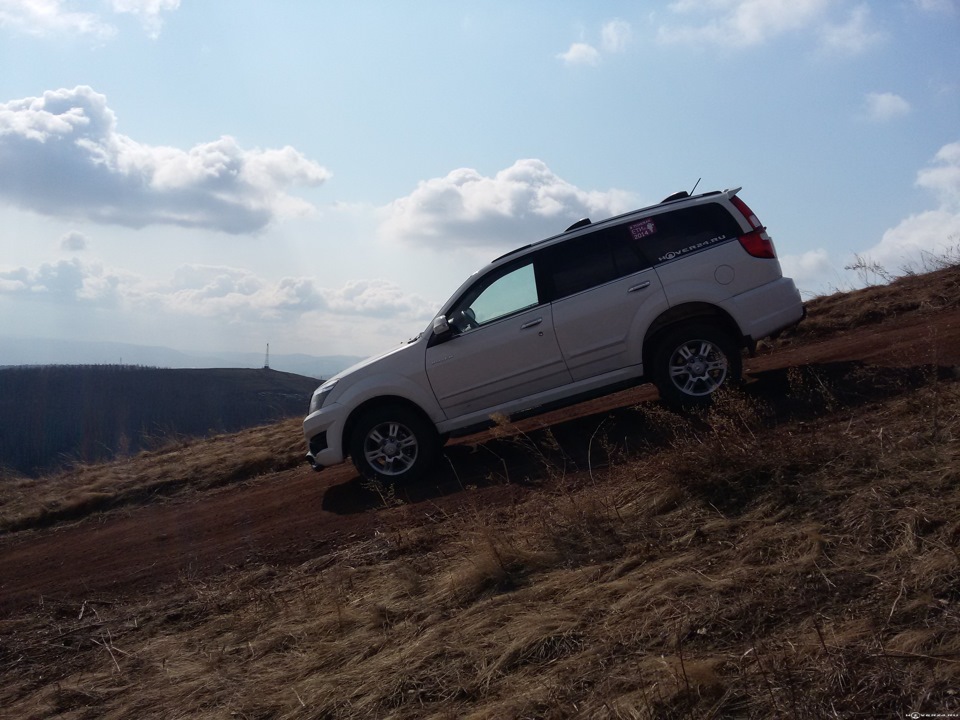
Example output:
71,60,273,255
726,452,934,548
653,324,742,407
349,404,439,483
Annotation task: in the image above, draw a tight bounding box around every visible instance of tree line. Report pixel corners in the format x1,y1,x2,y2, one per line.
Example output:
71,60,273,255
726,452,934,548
0,365,319,478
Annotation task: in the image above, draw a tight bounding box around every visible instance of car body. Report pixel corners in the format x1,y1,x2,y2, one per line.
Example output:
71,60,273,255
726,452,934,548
304,187,804,482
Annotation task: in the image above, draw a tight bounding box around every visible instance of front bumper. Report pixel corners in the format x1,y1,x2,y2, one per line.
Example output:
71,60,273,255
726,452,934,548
302,403,347,471
305,431,328,470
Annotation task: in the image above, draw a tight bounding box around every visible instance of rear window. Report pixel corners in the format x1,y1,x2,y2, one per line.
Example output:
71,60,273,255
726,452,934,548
626,204,741,265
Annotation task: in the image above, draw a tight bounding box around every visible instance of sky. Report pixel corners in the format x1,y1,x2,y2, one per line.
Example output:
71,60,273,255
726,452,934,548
1,0,959,361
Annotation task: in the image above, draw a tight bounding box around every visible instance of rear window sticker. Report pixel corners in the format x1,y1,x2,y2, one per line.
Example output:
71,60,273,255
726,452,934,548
629,219,657,240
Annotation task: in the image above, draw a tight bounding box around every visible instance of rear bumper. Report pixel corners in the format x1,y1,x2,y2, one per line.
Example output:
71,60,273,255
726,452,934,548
729,276,804,341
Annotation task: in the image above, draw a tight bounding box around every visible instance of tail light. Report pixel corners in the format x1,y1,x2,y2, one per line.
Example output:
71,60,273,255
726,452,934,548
738,229,776,259
731,195,777,258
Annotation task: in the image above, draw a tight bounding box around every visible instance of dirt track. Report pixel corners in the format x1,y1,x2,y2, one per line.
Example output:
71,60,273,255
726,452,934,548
2,308,959,614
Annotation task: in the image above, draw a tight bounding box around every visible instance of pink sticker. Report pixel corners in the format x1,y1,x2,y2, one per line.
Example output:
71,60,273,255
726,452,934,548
630,218,657,239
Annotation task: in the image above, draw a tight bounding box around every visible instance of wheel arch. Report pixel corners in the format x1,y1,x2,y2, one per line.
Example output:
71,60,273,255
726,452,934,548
642,302,745,371
341,395,437,459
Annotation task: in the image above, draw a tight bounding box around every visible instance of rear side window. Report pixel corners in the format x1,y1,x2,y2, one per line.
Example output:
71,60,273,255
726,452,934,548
627,204,741,266
540,225,654,301
541,231,617,299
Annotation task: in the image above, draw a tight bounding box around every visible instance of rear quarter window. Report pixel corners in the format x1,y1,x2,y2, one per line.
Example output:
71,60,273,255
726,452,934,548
628,204,741,266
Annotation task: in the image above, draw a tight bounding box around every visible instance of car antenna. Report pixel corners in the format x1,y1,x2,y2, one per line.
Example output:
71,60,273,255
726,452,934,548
689,177,701,196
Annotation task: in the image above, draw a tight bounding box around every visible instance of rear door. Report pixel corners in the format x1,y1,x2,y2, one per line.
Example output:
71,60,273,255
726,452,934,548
635,202,744,303
544,224,670,381
425,260,572,420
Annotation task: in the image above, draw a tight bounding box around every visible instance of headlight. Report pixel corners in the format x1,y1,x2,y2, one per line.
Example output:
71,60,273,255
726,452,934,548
309,379,339,413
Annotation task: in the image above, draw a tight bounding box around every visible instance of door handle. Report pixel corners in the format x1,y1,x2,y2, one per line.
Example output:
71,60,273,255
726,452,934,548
520,317,543,329
628,281,651,293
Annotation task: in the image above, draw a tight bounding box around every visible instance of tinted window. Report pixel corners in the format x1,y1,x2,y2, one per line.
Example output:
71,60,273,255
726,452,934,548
624,204,741,266
541,232,617,300
611,224,651,276
541,224,656,302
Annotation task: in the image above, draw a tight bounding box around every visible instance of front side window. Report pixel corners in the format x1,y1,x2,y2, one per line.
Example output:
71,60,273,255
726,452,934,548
449,261,539,332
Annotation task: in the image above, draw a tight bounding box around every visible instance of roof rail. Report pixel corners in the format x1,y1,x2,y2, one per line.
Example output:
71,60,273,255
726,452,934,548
565,218,591,232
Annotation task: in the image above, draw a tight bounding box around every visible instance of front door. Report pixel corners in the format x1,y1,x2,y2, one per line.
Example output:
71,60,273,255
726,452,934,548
425,261,572,420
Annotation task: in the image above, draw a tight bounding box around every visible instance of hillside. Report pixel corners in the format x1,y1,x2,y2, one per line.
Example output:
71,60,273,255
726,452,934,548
1,264,959,718
0,366,320,477
0,336,362,378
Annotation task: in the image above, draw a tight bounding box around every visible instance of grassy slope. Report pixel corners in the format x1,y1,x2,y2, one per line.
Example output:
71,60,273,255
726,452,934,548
2,267,959,719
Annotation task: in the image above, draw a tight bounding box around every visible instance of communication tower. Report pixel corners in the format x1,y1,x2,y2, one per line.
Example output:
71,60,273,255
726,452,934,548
263,343,270,370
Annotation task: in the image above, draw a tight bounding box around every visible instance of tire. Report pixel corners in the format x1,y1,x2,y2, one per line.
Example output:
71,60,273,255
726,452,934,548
349,404,439,483
652,323,742,407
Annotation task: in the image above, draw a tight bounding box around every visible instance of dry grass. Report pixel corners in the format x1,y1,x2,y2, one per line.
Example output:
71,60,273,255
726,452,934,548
0,418,305,533
2,264,960,718
777,262,960,343
2,370,958,719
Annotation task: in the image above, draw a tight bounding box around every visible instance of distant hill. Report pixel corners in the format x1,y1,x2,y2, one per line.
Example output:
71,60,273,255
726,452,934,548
0,365,321,478
0,336,364,378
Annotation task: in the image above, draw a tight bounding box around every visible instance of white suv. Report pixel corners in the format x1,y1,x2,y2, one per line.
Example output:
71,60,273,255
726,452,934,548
304,187,803,482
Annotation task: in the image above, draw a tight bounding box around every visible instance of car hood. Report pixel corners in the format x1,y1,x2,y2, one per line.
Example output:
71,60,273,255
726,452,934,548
328,340,420,384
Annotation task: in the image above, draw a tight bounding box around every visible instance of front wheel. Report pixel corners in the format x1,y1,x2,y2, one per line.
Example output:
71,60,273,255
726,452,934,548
652,324,742,407
349,404,439,483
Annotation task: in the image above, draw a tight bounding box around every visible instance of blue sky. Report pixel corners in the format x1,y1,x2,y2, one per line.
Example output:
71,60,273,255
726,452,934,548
1,0,958,360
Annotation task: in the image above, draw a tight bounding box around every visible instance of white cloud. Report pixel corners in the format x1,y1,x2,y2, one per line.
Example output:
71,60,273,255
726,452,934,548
0,257,122,303
0,87,331,234
0,0,114,38
864,91,911,122
779,248,833,286
0,258,435,333
658,0,829,47
916,142,960,208
59,230,88,251
914,0,957,12
601,19,633,53
109,0,179,39
161,267,322,320
558,19,632,66
858,141,960,271
0,0,180,38
0,257,438,356
379,159,636,248
557,42,601,66
321,279,436,320
819,4,884,55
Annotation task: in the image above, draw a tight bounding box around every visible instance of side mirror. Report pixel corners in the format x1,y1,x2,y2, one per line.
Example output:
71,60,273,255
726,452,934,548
432,315,451,335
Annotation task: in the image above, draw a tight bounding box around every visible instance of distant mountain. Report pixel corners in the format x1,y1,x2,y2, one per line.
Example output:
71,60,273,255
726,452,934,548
0,336,363,379
0,365,323,478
